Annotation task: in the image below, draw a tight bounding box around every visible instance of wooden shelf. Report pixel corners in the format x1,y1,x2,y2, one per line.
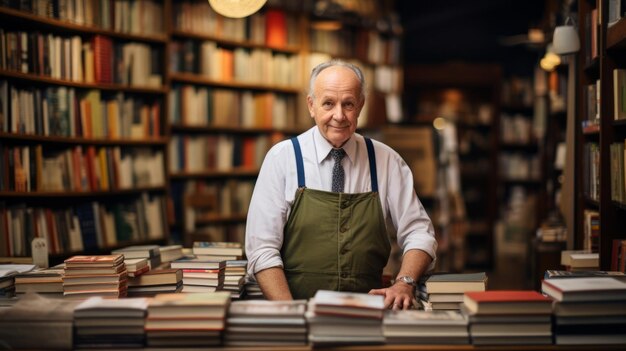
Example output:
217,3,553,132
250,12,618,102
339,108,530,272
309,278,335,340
169,72,301,94
0,186,167,198
170,30,301,54
170,124,304,135
0,6,167,43
170,168,260,179
0,69,167,94
0,132,167,146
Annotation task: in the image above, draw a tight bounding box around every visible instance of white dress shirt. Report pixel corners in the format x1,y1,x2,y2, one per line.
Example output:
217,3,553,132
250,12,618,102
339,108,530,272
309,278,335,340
245,126,437,277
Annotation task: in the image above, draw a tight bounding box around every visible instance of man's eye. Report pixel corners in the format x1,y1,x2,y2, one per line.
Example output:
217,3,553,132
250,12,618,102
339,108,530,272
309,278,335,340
343,102,355,110
323,101,333,107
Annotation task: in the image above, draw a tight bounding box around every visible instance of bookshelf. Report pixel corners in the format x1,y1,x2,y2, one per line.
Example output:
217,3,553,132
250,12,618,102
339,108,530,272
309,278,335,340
402,63,501,272
0,0,170,260
575,0,626,270
167,0,310,246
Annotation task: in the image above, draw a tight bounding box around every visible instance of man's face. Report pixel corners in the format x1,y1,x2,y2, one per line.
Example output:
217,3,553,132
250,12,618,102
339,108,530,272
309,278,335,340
307,66,364,148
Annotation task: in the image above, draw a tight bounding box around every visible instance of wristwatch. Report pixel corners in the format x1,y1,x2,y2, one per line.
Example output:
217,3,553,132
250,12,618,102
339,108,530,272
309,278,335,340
395,276,417,287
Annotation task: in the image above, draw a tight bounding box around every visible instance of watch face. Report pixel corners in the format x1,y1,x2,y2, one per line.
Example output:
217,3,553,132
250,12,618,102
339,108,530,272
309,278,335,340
399,276,415,285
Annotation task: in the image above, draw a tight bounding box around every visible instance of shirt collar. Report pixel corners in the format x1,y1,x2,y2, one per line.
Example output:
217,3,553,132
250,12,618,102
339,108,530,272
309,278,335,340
312,127,356,164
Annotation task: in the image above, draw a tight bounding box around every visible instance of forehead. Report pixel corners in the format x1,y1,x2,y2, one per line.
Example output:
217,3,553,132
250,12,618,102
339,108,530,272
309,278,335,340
314,66,361,97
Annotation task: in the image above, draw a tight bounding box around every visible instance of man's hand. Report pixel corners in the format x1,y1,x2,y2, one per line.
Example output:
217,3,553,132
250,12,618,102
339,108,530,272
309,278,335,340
369,280,415,310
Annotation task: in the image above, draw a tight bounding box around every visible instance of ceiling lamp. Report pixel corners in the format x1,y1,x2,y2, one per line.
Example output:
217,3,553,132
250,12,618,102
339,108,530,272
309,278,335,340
208,0,267,18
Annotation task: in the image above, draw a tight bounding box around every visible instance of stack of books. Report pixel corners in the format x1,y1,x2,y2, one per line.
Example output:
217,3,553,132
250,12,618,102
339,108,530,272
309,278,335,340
145,291,231,347
127,269,183,297
561,250,599,271
383,310,470,344
112,245,162,269
0,264,36,302
171,257,225,292
223,260,247,299
62,255,127,298
192,241,244,261
224,300,308,346
306,290,385,346
0,293,78,349
14,264,64,296
542,277,626,345
73,296,148,348
123,258,150,277
462,290,553,345
243,276,264,299
418,272,488,311
159,245,184,263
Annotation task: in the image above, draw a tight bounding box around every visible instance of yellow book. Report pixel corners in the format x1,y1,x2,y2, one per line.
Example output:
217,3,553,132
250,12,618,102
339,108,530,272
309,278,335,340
98,148,109,191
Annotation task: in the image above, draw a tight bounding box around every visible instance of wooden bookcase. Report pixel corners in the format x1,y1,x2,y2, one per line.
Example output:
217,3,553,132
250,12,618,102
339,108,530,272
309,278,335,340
574,0,626,270
166,0,310,247
0,0,407,253
0,1,170,261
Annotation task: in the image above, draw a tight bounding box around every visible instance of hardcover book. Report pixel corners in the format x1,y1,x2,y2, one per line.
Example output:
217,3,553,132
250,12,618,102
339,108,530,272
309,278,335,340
171,257,226,270
64,255,124,267
541,277,626,302
312,290,385,319
463,290,553,315
192,241,243,256
421,272,488,293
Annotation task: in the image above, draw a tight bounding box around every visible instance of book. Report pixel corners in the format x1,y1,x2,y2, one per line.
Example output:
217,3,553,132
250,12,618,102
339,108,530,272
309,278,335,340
614,69,626,120
147,291,230,319
64,255,124,268
192,241,243,256
541,277,626,302
560,250,599,268
311,290,385,319
420,272,487,293
112,245,160,259
463,290,553,315
128,269,182,287
171,257,226,270
544,269,625,279
159,245,184,262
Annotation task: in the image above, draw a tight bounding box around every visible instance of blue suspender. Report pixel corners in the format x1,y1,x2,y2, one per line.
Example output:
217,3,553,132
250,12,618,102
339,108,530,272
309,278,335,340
290,138,306,188
290,136,379,192
364,137,378,192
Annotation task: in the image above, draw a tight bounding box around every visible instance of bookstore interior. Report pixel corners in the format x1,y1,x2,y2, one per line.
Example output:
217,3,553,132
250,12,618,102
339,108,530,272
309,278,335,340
1,0,626,349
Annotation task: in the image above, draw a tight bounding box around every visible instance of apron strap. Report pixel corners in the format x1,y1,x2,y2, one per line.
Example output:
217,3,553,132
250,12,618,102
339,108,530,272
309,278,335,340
290,137,305,188
364,137,378,192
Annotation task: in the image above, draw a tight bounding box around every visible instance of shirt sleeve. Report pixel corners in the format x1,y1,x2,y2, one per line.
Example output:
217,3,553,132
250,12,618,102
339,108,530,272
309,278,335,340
245,142,292,278
385,148,438,270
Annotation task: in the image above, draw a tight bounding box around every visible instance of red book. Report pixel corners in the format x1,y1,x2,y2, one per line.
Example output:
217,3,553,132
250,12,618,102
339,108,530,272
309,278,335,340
463,290,553,315
92,35,113,84
265,9,287,48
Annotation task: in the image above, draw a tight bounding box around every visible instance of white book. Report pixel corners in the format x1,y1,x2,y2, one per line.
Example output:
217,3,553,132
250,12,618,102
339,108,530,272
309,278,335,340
542,277,626,302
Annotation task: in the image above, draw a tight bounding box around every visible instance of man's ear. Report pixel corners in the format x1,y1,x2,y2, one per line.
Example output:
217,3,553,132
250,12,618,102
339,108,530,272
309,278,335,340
307,95,315,118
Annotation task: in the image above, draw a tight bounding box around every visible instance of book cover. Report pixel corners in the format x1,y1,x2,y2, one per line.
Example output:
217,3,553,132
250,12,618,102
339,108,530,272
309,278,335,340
421,272,488,293
192,241,243,256
128,269,182,287
64,254,124,266
463,290,553,315
541,277,626,302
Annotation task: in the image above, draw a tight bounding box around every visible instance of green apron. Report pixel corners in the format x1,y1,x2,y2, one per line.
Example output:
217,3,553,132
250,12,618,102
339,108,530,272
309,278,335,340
281,137,390,299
